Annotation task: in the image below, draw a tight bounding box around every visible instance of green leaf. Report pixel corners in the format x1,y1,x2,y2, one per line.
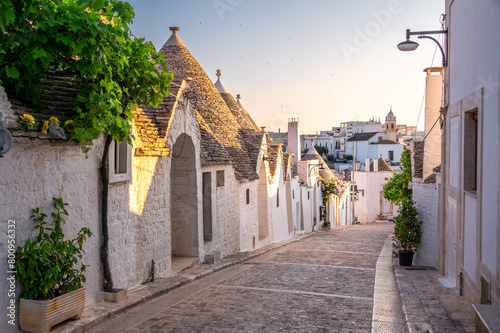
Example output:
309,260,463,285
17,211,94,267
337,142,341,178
5,65,19,79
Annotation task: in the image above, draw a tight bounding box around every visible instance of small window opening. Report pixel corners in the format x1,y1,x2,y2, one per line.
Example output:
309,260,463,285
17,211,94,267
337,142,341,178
216,170,225,187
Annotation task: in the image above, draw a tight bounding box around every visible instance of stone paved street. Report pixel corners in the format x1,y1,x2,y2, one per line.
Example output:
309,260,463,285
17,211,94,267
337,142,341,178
90,224,400,333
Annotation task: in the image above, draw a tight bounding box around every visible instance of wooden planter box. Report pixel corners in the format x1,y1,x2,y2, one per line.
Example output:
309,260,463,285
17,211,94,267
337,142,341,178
19,287,85,333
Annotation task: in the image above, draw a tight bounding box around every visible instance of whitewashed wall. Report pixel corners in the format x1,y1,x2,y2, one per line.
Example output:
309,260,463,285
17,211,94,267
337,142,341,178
201,164,240,258
412,182,439,268
446,0,499,304
354,170,393,223
239,179,259,252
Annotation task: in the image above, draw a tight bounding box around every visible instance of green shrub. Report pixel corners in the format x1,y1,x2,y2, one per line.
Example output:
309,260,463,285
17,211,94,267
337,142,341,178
392,199,422,253
15,197,92,300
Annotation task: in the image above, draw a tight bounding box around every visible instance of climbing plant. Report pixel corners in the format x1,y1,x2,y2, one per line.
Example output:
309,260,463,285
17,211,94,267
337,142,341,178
382,149,412,204
0,0,172,145
320,177,348,205
1,0,172,293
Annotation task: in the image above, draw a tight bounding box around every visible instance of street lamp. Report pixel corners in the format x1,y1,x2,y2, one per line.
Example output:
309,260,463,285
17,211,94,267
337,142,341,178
397,28,448,67
397,25,448,276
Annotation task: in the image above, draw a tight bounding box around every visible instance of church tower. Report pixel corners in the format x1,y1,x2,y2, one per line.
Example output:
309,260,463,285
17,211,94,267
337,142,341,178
385,107,397,142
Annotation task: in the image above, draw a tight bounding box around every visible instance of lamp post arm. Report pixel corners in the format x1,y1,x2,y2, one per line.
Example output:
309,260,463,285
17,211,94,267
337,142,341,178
408,29,448,37
418,35,447,67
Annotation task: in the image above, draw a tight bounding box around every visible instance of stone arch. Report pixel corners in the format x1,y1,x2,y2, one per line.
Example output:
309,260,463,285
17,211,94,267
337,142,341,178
257,162,269,240
170,134,198,257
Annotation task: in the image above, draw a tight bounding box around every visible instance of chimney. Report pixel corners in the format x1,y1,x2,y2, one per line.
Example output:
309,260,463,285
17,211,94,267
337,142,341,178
365,158,371,172
356,161,360,171
260,126,267,133
287,118,300,164
373,158,379,172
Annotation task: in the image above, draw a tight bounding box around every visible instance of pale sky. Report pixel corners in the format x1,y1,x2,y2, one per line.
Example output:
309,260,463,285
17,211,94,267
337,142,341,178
127,0,445,134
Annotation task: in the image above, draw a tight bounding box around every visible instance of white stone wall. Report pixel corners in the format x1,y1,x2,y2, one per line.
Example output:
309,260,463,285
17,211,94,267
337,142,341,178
238,180,259,252
270,161,292,242
0,85,203,332
354,170,393,223
446,0,499,304
201,164,240,258
0,129,104,332
412,182,439,268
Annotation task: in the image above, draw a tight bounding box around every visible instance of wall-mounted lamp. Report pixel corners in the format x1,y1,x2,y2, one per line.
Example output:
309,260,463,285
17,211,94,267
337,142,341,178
397,28,448,67
308,163,324,176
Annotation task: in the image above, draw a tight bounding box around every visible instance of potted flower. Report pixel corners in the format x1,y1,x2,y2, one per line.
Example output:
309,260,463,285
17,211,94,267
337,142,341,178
391,199,422,266
322,221,331,230
15,197,92,333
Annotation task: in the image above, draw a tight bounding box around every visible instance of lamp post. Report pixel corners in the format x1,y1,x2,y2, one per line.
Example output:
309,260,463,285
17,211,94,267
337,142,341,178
397,26,448,276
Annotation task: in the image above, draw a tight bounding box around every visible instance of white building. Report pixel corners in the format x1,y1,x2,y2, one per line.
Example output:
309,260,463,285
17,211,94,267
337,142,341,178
345,131,405,168
352,158,396,223
439,0,500,305
0,26,344,331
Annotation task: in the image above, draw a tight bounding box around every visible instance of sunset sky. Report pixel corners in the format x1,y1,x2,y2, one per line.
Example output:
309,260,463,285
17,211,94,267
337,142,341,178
127,0,445,134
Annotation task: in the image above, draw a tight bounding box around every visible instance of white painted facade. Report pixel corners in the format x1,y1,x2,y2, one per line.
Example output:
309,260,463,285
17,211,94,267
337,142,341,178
412,182,439,268
353,168,394,224
443,0,500,304
0,83,204,330
345,133,404,166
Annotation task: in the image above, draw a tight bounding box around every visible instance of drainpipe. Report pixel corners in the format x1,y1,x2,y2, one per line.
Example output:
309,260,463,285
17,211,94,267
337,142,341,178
439,60,448,276
439,110,446,276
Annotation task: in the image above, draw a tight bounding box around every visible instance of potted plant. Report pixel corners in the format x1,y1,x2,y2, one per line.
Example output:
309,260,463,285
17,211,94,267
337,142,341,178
391,199,422,266
15,197,92,333
322,221,331,230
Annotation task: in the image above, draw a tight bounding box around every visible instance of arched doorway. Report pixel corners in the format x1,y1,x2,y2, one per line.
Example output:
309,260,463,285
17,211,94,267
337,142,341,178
257,162,269,240
171,134,198,262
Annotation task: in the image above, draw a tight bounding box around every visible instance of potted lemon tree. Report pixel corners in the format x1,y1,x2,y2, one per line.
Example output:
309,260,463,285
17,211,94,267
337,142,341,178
15,197,92,333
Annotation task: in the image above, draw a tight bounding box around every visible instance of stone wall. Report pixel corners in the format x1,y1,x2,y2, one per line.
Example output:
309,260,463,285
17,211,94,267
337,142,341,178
238,180,259,252
412,182,439,268
0,129,104,332
202,164,241,258
0,85,203,332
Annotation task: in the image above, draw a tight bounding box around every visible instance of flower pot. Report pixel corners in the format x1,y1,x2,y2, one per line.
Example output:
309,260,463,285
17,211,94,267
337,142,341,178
398,251,414,266
19,287,85,333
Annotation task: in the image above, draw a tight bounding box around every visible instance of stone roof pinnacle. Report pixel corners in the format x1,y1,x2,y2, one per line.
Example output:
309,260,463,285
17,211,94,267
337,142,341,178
164,26,185,47
214,69,230,94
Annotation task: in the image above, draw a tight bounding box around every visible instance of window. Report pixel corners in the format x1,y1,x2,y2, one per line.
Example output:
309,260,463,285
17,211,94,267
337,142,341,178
277,188,280,207
216,170,225,187
109,140,131,183
114,141,128,174
292,190,295,199
464,110,478,193
202,172,212,241
388,150,394,161
246,188,250,205
307,191,310,200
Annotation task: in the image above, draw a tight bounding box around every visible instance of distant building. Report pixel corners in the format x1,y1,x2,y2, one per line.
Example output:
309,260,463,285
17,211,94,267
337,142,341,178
302,109,412,162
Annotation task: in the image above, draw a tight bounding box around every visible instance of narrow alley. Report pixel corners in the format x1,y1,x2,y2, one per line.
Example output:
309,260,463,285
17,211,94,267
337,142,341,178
89,223,403,332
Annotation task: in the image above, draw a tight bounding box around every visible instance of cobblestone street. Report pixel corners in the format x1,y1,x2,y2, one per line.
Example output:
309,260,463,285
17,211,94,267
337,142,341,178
90,223,400,333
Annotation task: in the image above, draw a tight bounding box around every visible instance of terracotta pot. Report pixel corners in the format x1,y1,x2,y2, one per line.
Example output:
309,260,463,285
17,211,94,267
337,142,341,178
19,287,85,333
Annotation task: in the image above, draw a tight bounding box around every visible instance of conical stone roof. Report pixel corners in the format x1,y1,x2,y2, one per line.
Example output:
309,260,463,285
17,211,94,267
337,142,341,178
159,27,258,180
214,70,260,132
302,146,336,179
